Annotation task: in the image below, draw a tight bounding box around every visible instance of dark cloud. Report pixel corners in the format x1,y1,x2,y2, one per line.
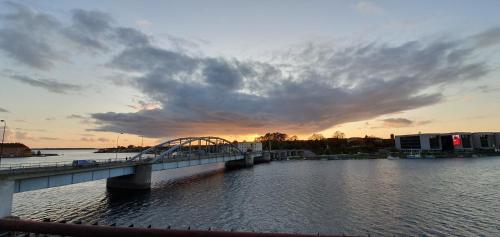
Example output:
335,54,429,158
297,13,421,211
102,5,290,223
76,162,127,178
0,2,151,69
67,114,92,124
476,85,500,93
379,118,432,128
8,74,82,94
62,9,113,52
0,3,497,138
381,118,414,127
0,107,8,113
471,26,500,48
0,2,63,69
91,28,494,138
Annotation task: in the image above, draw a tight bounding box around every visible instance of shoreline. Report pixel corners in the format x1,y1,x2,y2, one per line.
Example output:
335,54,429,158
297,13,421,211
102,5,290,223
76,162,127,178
275,154,500,161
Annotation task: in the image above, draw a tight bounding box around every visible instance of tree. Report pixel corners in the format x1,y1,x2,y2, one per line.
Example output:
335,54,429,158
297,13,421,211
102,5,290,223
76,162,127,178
255,132,288,142
309,133,325,141
332,131,345,139
287,135,298,141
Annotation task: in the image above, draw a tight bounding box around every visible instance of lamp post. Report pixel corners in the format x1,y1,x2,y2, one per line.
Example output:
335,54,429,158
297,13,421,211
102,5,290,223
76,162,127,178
116,132,123,159
0,120,6,164
140,135,144,148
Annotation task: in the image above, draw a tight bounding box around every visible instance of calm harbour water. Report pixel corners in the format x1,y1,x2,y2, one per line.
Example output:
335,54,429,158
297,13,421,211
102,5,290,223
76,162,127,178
9,151,500,236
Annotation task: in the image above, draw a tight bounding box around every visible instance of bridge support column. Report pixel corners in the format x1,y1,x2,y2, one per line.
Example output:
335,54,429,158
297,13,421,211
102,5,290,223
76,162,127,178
263,152,271,162
0,179,14,218
106,164,152,190
225,153,254,170
244,153,254,167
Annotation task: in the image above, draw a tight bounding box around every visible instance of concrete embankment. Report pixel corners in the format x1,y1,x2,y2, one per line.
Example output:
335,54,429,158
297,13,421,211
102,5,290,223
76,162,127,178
274,154,385,161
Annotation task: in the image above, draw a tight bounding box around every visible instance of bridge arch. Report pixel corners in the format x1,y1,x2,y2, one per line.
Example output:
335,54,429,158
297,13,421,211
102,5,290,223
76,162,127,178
130,136,243,162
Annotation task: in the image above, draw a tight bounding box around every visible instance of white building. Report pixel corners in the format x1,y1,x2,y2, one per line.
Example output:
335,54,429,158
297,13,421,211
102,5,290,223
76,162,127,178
394,132,490,151
236,142,263,152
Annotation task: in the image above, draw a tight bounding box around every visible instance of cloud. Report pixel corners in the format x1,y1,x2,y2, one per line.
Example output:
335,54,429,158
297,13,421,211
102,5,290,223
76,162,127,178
67,114,92,124
67,114,86,119
8,74,83,94
0,3,497,139
476,85,500,93
90,27,494,138
471,26,500,48
353,1,384,15
39,137,58,140
0,2,151,69
381,118,414,127
0,107,8,113
380,118,432,128
0,1,64,69
127,99,161,111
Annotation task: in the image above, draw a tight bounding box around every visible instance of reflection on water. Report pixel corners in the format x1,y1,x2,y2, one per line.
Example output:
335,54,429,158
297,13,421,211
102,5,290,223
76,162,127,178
12,155,500,236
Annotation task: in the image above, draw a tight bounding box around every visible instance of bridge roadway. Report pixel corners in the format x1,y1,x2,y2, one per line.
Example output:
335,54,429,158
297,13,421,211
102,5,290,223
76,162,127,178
0,136,271,218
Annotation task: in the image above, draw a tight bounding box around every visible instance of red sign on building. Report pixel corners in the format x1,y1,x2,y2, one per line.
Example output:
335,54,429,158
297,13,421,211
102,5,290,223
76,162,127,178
452,135,462,147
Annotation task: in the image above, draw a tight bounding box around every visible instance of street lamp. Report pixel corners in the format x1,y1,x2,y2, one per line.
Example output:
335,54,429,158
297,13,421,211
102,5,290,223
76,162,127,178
0,120,6,164
116,132,123,159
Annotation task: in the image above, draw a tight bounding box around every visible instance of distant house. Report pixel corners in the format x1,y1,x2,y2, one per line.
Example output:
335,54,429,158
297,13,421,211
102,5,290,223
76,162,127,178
1,143,32,157
236,142,263,152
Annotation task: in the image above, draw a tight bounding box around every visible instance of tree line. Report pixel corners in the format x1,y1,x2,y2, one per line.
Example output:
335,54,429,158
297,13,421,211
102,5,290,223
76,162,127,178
253,132,394,155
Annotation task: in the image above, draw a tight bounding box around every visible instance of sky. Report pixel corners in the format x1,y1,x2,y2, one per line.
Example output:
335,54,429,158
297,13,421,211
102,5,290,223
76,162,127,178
0,0,500,148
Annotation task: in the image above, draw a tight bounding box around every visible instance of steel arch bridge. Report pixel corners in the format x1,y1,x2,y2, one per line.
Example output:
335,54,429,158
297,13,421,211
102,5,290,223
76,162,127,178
130,136,244,163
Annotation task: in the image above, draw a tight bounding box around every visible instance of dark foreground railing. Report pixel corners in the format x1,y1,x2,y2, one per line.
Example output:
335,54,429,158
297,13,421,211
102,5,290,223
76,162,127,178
0,218,357,237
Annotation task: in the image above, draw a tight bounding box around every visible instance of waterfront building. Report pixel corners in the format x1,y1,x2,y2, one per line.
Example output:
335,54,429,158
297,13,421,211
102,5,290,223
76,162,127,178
394,132,498,152
236,142,262,152
1,143,32,157
471,132,500,150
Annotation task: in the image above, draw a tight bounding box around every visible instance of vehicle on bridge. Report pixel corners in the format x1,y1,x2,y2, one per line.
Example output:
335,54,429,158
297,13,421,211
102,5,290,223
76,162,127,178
71,160,97,167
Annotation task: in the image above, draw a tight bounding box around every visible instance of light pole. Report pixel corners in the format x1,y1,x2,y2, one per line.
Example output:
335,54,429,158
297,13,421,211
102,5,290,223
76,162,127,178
140,135,144,148
116,132,123,159
0,120,6,164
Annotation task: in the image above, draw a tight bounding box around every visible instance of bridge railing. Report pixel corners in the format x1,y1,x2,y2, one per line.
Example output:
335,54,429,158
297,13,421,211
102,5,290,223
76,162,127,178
0,157,134,172
0,152,247,173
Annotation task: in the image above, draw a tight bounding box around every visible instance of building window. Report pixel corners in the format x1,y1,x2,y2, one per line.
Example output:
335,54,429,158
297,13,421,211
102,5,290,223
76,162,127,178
461,135,471,148
480,135,489,147
429,136,440,149
400,136,421,149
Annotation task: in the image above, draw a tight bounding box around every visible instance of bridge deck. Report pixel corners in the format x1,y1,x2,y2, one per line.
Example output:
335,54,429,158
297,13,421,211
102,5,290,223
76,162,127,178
0,154,243,193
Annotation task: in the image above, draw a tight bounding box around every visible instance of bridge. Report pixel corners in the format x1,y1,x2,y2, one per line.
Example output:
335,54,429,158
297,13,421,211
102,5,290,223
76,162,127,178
0,136,271,218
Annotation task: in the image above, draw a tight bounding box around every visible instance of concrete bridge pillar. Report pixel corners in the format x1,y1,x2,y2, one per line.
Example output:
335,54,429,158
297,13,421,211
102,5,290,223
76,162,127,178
262,152,271,162
244,153,254,167
0,179,14,218
225,153,254,169
106,164,152,190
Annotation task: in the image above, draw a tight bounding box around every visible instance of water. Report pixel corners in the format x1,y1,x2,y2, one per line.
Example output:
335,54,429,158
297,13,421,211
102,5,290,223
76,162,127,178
10,151,500,236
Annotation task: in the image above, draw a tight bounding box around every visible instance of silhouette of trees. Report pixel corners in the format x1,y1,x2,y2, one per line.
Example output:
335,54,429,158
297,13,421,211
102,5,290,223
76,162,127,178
254,131,394,154
332,131,345,139
287,135,298,141
309,133,325,141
